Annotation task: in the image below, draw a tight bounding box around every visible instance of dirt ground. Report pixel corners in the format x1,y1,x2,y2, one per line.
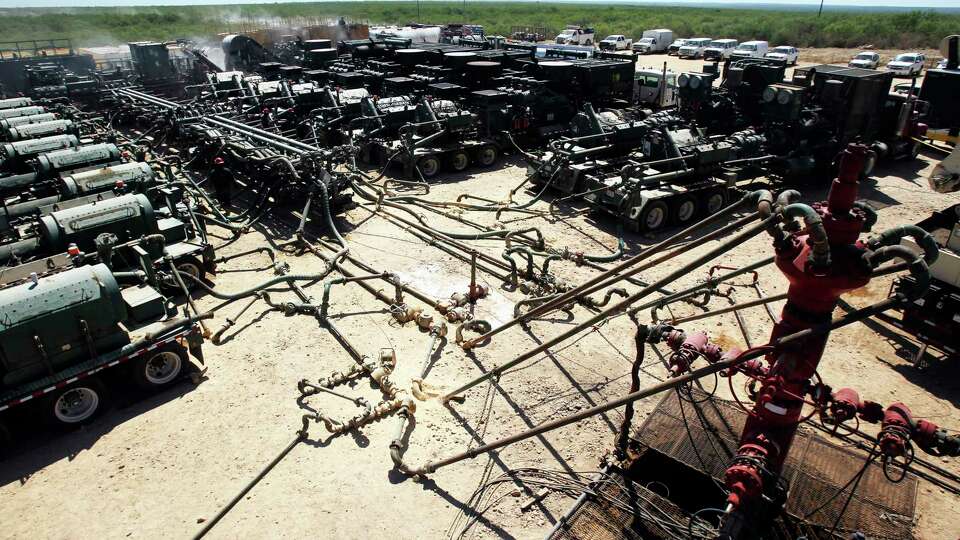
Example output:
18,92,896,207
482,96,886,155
1,53,959,540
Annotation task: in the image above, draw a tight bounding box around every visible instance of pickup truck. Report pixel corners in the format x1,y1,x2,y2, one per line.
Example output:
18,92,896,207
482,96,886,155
599,35,632,51
555,26,596,46
667,38,689,56
677,38,712,59
765,45,799,65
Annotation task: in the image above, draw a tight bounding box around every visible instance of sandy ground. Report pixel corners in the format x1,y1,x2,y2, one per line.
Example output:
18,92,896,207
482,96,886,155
1,54,959,540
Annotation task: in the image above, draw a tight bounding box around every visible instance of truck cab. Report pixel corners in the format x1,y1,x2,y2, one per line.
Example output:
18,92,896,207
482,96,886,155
633,68,678,108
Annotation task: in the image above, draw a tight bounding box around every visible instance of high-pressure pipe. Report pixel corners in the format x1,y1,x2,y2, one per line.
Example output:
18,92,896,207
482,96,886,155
458,191,772,350
398,345,769,475
442,210,778,402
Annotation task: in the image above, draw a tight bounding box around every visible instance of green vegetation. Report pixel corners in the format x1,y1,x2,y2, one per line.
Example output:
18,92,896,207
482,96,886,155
0,2,954,49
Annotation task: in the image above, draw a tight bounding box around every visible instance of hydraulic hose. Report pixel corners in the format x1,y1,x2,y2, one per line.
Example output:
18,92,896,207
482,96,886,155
782,203,830,267
867,224,939,265
176,267,338,302
853,201,878,232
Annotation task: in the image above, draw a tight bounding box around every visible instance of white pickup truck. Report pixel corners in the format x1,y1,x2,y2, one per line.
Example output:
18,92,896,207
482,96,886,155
678,38,712,59
555,26,596,46
599,35,632,51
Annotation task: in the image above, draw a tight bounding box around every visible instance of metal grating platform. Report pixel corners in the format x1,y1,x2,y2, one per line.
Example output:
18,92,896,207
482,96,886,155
548,390,917,540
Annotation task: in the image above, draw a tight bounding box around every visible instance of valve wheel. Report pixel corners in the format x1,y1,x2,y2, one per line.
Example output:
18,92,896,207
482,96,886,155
51,383,102,425
417,155,441,178
477,146,498,167
449,151,470,172
639,201,669,231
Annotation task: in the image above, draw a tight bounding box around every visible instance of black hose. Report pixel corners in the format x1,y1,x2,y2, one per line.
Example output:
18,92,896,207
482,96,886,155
867,224,939,265
175,268,336,302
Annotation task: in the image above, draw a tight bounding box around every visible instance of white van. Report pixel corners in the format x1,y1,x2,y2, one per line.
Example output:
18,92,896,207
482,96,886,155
730,40,769,60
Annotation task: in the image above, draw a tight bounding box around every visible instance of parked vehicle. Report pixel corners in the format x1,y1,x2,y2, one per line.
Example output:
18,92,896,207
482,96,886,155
599,35,633,51
886,52,926,77
677,38,712,59
633,29,673,54
555,26,596,46
765,45,799,65
849,51,881,69
937,58,948,70
0,262,205,432
633,67,678,107
667,38,689,56
702,39,738,61
730,40,769,60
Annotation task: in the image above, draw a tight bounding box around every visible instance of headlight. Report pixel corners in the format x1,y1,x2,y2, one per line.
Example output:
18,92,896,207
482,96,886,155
689,75,702,89
678,73,690,88
762,86,777,103
777,89,792,105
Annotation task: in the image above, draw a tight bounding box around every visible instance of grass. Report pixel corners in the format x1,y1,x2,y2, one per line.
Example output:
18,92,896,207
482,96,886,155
0,2,955,50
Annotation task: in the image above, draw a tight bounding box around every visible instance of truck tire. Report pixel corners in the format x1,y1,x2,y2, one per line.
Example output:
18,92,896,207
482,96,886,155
638,201,669,232
585,40,592,46
131,343,186,390
672,197,697,225
703,191,727,215
417,155,441,178
163,255,206,293
48,379,105,426
448,151,470,172
476,146,499,167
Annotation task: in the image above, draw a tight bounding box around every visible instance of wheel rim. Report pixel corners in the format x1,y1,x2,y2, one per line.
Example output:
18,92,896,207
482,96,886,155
706,194,724,214
420,158,439,177
54,387,99,424
479,148,497,166
646,206,666,229
165,261,200,289
145,351,182,385
452,153,469,171
677,200,696,222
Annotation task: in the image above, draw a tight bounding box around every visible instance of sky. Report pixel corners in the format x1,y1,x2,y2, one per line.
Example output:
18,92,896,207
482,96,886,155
0,0,956,8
